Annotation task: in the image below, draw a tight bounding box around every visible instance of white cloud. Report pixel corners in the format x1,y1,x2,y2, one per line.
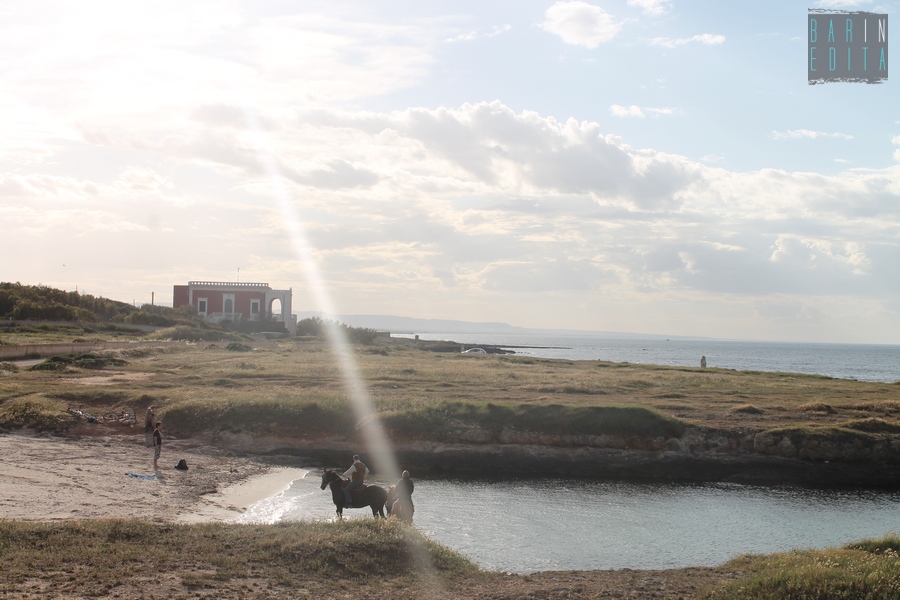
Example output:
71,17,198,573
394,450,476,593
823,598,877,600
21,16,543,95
446,24,511,43
609,104,676,118
813,0,868,7
892,135,900,145
627,0,671,15
650,34,726,48
540,1,621,48
772,130,854,140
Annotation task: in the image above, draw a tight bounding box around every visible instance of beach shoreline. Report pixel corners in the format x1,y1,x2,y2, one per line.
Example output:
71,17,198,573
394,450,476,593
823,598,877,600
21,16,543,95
0,432,298,523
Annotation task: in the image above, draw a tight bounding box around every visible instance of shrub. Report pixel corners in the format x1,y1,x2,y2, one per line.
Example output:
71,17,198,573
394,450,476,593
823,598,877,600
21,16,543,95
0,396,68,431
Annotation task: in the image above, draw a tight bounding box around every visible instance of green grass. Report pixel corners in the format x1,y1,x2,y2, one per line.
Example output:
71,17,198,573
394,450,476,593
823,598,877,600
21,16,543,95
705,534,900,599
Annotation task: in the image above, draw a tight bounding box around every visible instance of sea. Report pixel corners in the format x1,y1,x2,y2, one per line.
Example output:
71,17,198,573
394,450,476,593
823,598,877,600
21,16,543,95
392,333,900,383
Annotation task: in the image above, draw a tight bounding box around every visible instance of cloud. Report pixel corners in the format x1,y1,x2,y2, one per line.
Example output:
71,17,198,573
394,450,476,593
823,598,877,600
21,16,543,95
627,0,671,15
609,104,676,118
650,34,726,48
772,130,854,140
446,24,512,43
540,1,621,48
813,0,868,7
290,158,380,189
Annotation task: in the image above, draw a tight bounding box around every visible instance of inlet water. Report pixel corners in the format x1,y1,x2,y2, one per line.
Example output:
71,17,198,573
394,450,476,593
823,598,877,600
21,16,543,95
238,473,900,573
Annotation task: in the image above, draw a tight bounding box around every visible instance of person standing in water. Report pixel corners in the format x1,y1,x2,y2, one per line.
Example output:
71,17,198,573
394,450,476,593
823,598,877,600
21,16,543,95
394,470,415,523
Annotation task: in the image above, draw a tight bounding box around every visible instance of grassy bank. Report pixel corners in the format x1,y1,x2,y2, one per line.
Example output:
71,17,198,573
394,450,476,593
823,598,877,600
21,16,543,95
1,340,898,448
708,534,900,599
0,519,479,599
0,519,897,599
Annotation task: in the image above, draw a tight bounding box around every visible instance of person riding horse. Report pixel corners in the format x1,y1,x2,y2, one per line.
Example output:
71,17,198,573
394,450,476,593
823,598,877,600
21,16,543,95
321,468,386,518
343,454,369,507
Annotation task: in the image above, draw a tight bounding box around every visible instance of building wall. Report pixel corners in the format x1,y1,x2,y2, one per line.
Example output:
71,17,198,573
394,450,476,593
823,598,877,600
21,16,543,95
172,283,292,329
173,285,190,308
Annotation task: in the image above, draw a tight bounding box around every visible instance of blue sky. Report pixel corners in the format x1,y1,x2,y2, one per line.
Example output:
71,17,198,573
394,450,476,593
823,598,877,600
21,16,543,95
1,0,898,343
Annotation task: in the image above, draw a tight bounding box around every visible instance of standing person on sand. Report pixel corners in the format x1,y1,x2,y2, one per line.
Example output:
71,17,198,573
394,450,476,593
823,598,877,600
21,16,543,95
342,454,368,507
152,422,162,470
144,406,156,447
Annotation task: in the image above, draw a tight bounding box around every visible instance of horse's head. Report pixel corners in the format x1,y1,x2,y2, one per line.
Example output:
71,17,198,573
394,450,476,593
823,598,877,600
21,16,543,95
320,468,336,490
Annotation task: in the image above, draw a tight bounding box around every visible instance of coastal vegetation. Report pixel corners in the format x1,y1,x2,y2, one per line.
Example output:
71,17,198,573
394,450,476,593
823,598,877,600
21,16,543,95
2,340,898,449
0,518,897,599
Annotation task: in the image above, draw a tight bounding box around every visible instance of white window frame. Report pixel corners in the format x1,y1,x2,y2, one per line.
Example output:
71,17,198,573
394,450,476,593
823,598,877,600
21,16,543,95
197,298,208,316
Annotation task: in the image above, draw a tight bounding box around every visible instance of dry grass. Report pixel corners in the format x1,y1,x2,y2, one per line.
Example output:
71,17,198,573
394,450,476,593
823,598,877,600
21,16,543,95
2,339,900,439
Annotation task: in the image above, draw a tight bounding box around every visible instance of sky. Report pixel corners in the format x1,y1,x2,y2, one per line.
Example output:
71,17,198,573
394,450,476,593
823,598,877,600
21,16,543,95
1,0,898,344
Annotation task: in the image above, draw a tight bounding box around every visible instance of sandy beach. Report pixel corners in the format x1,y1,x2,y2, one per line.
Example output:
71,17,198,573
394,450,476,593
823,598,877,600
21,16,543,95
0,433,304,523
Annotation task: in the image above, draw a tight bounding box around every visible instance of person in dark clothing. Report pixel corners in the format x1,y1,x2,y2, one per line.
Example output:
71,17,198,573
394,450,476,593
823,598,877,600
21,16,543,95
152,422,162,470
393,470,414,523
144,406,156,447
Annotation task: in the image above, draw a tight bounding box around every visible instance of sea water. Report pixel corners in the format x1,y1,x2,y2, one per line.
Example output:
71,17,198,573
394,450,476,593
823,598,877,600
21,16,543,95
394,333,900,383
238,472,900,573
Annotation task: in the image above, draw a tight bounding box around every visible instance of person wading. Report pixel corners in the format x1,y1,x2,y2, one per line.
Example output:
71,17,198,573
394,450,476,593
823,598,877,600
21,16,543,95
342,454,368,508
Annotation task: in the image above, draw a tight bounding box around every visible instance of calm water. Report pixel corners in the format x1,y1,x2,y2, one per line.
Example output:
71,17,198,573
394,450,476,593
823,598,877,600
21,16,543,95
238,471,900,573
394,333,900,383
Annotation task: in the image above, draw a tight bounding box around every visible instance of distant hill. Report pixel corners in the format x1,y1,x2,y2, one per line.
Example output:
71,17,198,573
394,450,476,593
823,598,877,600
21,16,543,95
293,312,684,339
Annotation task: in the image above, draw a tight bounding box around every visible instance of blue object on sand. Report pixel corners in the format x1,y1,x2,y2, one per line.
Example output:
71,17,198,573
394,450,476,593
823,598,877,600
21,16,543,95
126,473,157,479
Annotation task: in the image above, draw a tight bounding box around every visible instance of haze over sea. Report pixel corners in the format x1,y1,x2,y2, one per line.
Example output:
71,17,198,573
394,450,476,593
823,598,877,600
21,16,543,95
393,333,900,384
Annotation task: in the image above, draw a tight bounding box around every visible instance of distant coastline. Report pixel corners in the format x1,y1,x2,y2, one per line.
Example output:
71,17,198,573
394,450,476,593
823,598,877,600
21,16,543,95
392,332,900,384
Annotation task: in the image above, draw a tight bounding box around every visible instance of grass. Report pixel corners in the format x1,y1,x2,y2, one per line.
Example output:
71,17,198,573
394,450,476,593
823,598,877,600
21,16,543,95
380,401,685,439
0,519,480,598
2,339,900,451
0,518,898,599
705,534,900,599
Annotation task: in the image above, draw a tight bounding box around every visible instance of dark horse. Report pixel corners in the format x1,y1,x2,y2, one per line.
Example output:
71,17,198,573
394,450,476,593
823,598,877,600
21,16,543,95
320,469,387,519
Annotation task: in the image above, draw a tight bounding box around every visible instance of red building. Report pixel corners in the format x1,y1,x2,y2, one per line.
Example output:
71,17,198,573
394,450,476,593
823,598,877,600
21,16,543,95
172,281,296,334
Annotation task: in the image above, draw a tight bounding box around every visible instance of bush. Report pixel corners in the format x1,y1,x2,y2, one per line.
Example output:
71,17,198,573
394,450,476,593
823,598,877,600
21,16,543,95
296,317,379,344
0,397,68,431
148,326,246,342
